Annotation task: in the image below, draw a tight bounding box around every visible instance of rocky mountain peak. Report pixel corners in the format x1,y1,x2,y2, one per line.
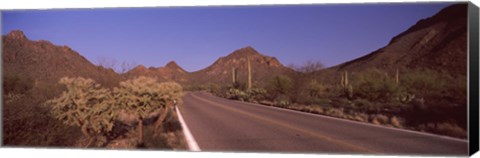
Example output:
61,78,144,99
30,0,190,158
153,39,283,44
6,30,27,40
165,61,180,69
132,65,147,71
165,61,187,73
228,46,261,58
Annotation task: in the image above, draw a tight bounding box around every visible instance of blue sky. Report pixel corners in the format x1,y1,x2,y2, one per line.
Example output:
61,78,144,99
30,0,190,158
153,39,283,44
2,3,452,72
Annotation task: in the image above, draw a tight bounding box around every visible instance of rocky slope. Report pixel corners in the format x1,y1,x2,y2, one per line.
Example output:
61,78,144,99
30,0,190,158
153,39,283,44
323,4,467,77
2,30,122,94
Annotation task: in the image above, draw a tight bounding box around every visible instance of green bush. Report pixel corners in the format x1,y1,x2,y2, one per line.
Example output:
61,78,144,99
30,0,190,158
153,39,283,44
246,88,267,102
226,87,267,103
226,88,248,101
267,75,294,101
45,77,116,147
400,69,464,108
273,94,291,107
352,69,399,103
307,80,326,98
206,83,221,95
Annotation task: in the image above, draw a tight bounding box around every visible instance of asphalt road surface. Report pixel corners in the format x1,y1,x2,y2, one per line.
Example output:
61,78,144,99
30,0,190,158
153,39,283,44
178,92,468,155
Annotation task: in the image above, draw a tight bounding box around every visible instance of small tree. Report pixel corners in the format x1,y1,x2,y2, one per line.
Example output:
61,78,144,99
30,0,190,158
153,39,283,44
113,76,182,145
45,77,116,147
119,61,137,74
289,60,325,73
96,57,118,70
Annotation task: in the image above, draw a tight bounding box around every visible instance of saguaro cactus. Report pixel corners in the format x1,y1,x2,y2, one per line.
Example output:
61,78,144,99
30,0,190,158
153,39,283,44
247,57,252,89
340,71,353,98
232,67,237,84
341,71,349,88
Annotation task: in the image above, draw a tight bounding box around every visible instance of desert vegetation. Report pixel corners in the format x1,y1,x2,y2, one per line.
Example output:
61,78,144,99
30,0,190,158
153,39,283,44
4,75,186,149
202,60,467,139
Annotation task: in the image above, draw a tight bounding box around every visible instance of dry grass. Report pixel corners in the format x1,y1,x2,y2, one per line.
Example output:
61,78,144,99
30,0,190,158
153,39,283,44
390,116,403,128
418,122,467,138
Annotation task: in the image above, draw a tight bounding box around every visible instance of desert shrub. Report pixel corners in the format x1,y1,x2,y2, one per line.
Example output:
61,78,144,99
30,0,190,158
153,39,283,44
45,77,116,147
370,114,389,125
401,69,465,108
273,94,291,107
113,76,183,145
351,98,382,112
353,112,369,122
246,88,267,102
417,122,466,138
267,75,294,101
303,97,331,107
331,97,355,109
352,69,399,103
205,83,221,96
226,87,267,102
401,69,448,97
395,90,416,104
307,80,326,98
390,116,403,128
226,88,248,101
324,108,346,118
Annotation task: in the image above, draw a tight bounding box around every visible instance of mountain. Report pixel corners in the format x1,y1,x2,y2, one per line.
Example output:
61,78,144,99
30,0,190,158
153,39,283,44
2,30,122,94
2,30,126,146
124,61,188,82
124,46,295,87
323,4,467,77
188,46,296,87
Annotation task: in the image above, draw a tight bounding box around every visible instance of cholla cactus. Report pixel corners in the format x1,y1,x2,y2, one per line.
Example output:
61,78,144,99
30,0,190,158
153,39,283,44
153,81,183,134
113,76,183,145
45,77,116,147
157,81,184,105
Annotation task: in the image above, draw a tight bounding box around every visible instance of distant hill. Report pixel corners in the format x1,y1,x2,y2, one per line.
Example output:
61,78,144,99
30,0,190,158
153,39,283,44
2,30,297,92
188,46,297,87
320,4,467,78
124,61,189,83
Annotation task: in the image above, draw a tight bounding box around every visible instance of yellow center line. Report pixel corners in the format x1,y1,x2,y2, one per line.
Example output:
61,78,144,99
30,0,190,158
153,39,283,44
190,93,378,154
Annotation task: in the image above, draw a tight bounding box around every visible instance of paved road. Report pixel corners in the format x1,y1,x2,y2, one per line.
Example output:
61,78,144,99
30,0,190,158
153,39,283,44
178,92,468,155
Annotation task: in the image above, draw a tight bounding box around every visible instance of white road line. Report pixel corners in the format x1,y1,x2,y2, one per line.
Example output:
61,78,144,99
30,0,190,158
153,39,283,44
175,106,201,151
199,93,468,143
